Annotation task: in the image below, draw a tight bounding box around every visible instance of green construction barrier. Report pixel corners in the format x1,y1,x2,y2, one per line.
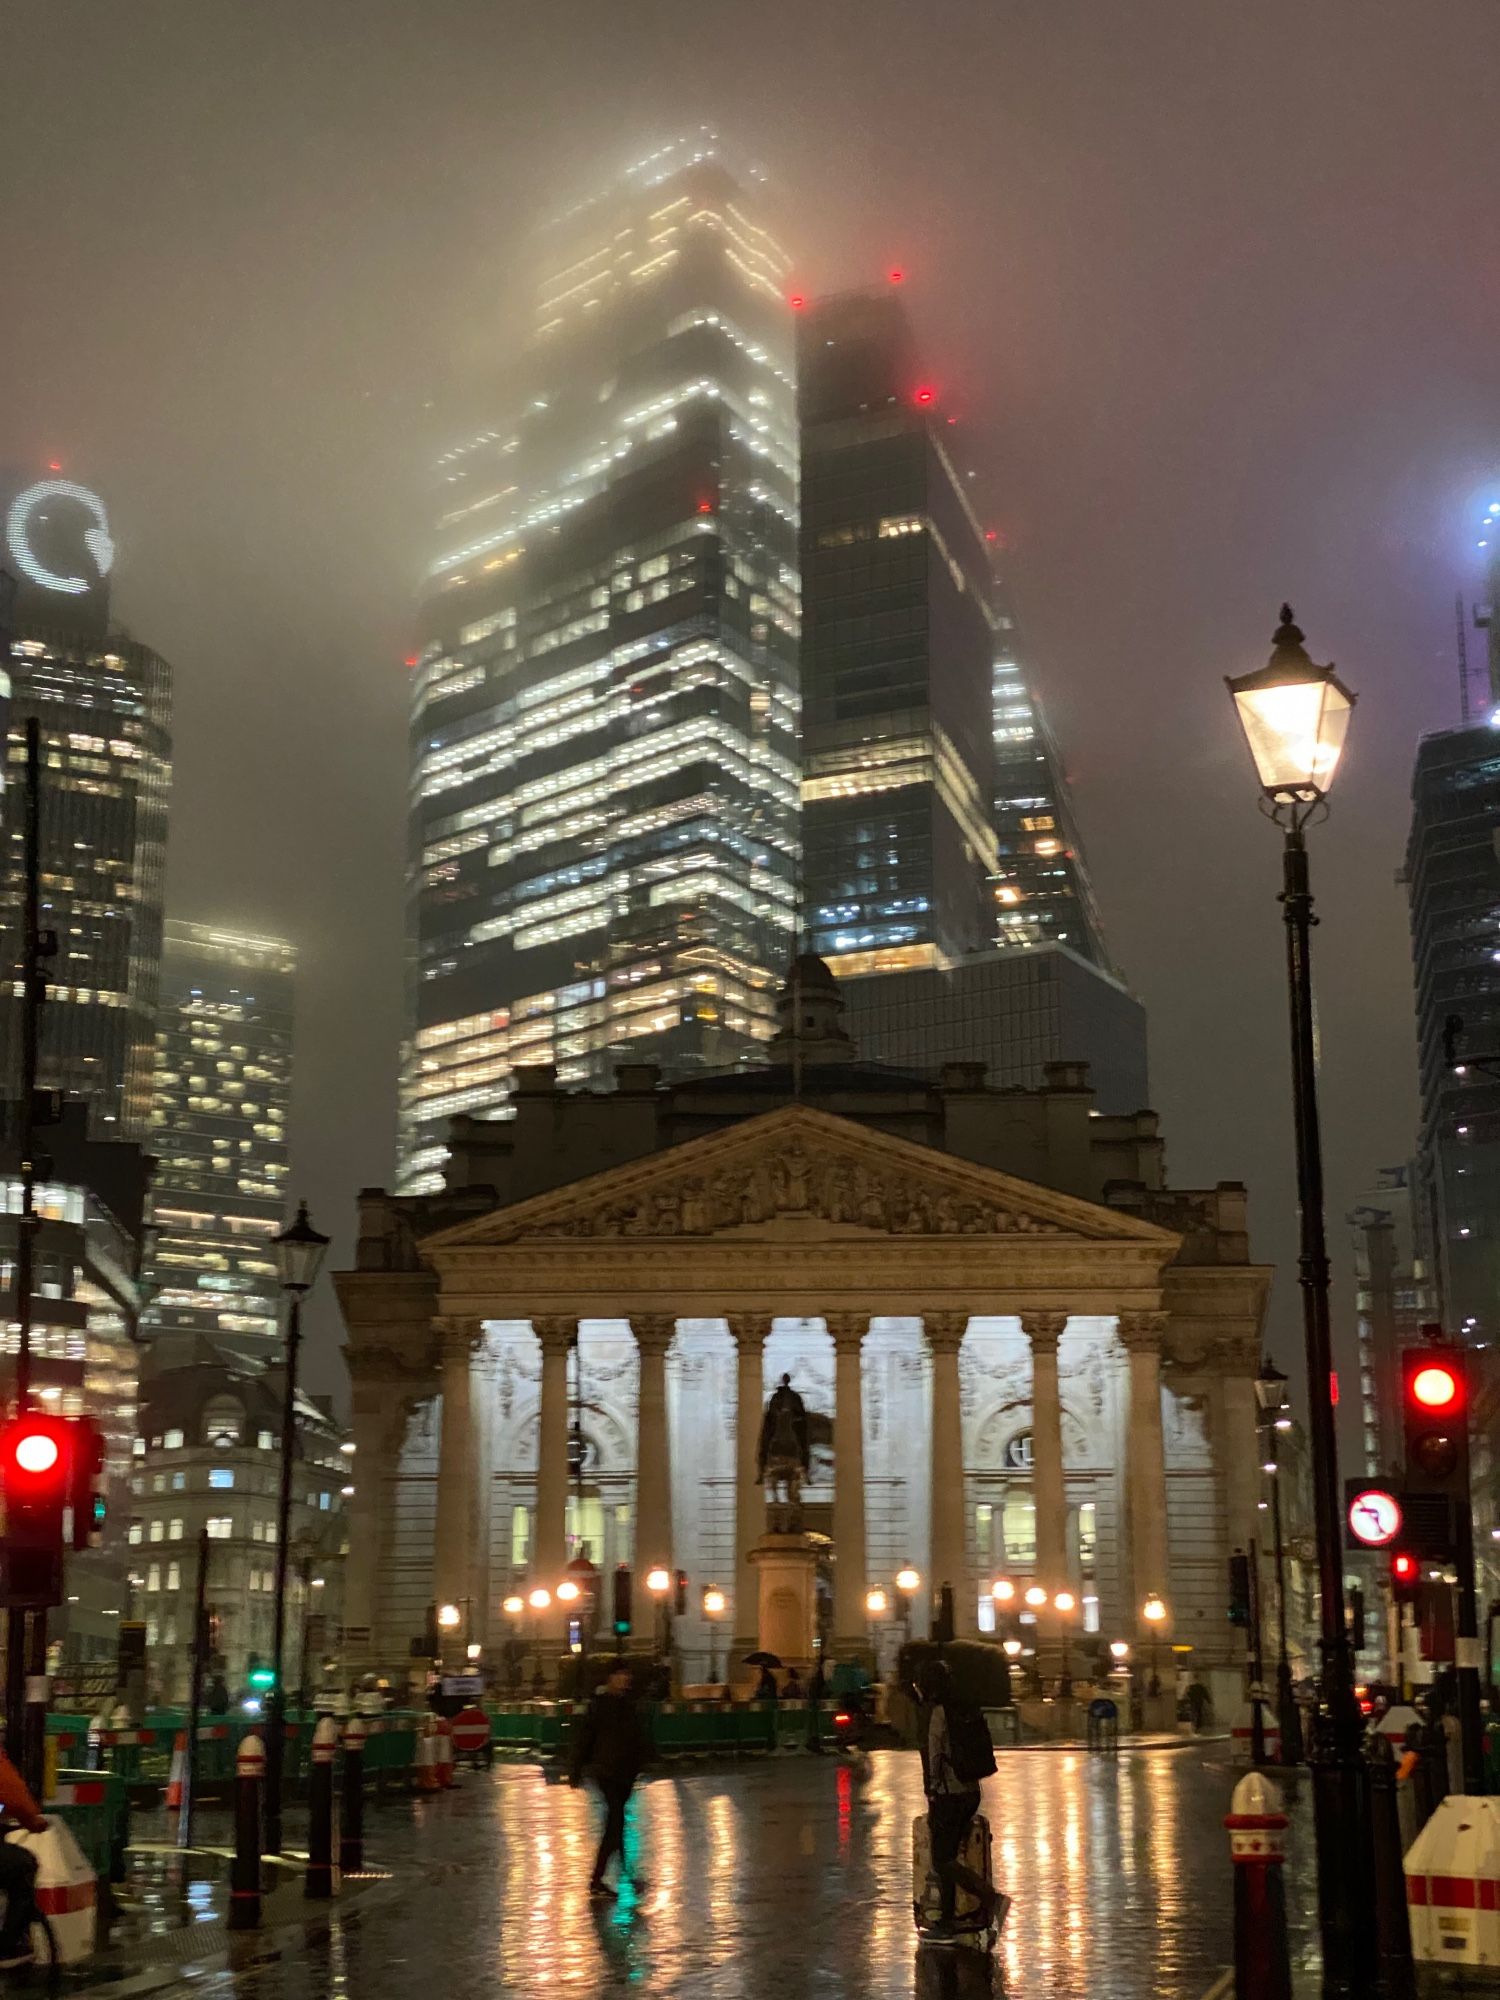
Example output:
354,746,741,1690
49,1768,127,1884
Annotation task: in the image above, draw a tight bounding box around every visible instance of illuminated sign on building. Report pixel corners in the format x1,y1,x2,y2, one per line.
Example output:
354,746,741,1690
5,481,114,598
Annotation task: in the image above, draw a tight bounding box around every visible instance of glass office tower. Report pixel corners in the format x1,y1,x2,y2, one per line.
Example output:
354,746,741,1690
0,476,172,1139
143,921,295,1353
991,580,1111,969
797,289,997,975
400,138,800,1190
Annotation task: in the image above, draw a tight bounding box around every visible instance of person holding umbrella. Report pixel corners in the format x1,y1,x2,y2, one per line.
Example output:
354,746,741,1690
745,1650,781,1702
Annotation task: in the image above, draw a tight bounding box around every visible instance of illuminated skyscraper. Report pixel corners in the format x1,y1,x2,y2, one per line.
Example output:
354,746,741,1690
991,578,1111,968
0,474,171,1137
797,289,997,973
143,922,295,1352
400,136,800,1190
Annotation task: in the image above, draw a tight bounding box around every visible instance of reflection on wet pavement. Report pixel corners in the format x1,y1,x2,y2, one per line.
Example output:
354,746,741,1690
177,1744,1318,1999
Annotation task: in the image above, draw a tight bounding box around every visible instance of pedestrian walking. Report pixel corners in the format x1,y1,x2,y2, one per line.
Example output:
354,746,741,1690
755,1665,779,1703
569,1660,650,1900
783,1666,805,1702
918,1658,998,1940
0,1740,47,1969
808,1656,828,1751
1185,1680,1211,1733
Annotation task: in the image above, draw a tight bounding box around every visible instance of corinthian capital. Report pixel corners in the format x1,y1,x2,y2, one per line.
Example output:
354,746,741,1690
530,1315,577,1355
923,1312,971,1356
824,1313,870,1354
434,1315,485,1356
725,1312,773,1353
1021,1311,1070,1354
1117,1309,1169,1352
631,1314,678,1358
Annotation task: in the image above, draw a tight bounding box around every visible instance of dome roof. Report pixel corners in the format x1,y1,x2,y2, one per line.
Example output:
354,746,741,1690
784,951,840,994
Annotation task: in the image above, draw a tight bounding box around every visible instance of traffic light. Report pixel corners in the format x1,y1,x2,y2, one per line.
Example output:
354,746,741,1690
1228,1549,1251,1626
67,1415,106,1551
1401,1343,1470,1561
613,1564,632,1638
0,1413,69,1607
674,1569,688,1618
1391,1551,1420,1604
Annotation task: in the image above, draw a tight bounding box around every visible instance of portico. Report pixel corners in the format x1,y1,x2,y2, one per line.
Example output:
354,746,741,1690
337,1097,1270,1693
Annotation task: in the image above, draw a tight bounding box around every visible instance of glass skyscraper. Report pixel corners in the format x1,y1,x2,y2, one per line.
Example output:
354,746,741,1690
400,137,800,1190
0,475,172,1139
797,288,999,975
991,578,1111,969
143,921,295,1352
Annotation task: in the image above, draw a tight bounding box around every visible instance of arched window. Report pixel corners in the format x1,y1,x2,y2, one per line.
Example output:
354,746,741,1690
203,1396,244,1448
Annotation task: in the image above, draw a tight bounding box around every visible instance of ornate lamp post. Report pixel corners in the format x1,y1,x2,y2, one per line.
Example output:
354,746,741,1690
1255,1355,1305,1764
526,1586,552,1688
1142,1592,1167,1698
645,1566,672,1669
264,1200,329,1856
1228,608,1368,1996
702,1587,726,1684
1053,1589,1077,1699
895,1565,920,1648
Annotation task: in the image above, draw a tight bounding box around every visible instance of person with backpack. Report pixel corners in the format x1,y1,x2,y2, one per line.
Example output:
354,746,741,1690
917,1657,998,1938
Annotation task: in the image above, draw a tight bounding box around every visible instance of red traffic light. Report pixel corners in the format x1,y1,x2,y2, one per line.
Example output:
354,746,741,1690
0,1416,68,1489
1411,1363,1460,1411
13,1432,58,1476
1392,1552,1418,1582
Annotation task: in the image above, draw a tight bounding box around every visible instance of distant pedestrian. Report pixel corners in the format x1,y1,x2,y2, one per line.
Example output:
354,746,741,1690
755,1665,778,1703
206,1674,230,1716
570,1660,650,1900
1185,1680,1210,1733
783,1666,805,1703
808,1657,828,1750
918,1658,998,1939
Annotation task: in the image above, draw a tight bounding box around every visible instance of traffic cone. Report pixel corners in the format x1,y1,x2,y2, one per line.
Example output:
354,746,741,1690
164,1731,188,1811
416,1718,440,1793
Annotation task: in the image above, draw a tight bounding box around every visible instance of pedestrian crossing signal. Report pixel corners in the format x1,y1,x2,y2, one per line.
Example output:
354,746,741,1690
612,1563,632,1637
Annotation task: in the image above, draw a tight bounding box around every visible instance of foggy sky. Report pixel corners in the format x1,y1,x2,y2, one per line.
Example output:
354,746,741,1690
4,0,1498,1411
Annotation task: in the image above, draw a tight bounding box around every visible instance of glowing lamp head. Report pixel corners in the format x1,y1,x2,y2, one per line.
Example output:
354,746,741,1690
527,1587,551,1612
1110,1641,1131,1661
436,1602,462,1630
1412,1363,1460,1411
1002,1639,1023,1659
1142,1593,1167,1624
895,1566,920,1594
865,1587,888,1617
1053,1590,1077,1615
1023,1585,1048,1610
645,1567,671,1595
13,1431,59,1477
1226,607,1355,804
702,1587,726,1617
556,1579,580,1604
991,1578,1015,1605
502,1594,524,1617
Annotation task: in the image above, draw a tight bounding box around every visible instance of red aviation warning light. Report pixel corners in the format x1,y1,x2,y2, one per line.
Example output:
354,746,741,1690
914,386,936,407
789,292,806,310
888,267,905,285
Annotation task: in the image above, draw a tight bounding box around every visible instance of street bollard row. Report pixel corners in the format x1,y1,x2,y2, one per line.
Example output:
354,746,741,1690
340,1717,367,1874
229,1734,264,1932
305,1716,339,1900
1225,1769,1292,2000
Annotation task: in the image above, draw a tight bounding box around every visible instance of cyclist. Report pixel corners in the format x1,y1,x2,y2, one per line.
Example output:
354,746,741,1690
0,1747,46,1969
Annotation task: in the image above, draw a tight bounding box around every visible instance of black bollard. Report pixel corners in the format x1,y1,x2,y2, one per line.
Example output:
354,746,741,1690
1225,1769,1293,2000
1365,1733,1416,1999
340,1717,367,1875
305,1716,339,1899
229,1734,265,1932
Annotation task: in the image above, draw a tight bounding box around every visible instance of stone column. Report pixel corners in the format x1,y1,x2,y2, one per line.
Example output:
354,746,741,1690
433,1319,479,1655
1024,1312,1071,1594
633,1315,676,1594
727,1313,770,1659
1120,1311,1172,1636
827,1313,870,1649
926,1312,971,1635
531,1318,575,1625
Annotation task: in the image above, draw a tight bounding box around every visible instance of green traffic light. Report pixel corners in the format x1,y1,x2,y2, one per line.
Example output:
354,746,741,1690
248,1667,276,1691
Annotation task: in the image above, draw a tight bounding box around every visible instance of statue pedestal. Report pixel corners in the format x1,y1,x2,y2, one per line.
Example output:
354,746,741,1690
749,1530,819,1669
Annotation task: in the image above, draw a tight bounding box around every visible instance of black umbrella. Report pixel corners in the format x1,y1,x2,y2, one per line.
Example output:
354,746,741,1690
742,1650,782,1668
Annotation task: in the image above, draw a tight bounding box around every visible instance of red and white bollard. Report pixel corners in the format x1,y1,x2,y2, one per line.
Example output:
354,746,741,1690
1225,1769,1292,2000
305,1716,339,1900
229,1734,265,1932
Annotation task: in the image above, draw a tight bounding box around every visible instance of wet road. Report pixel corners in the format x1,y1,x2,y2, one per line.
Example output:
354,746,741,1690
186,1745,1319,2000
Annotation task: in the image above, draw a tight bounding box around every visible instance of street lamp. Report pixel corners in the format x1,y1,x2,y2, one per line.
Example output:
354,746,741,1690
1255,1355,1304,1766
990,1577,1015,1606
865,1587,889,1618
437,1602,463,1631
264,1199,330,1857
646,1566,671,1670
702,1586,726,1683
1142,1593,1167,1698
1053,1590,1077,1699
1229,607,1366,1994
895,1565,920,1644
526,1586,552,1688
1023,1584,1048,1610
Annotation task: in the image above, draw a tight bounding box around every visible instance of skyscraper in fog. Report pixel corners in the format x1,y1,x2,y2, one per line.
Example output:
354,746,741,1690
143,921,295,1352
400,135,800,1191
0,473,172,1138
991,576,1111,968
796,289,996,974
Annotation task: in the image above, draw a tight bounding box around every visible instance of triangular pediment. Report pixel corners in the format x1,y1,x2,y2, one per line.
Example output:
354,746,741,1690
420,1104,1178,1254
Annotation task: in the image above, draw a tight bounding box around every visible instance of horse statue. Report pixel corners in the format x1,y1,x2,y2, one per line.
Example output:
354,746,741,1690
756,1373,811,1511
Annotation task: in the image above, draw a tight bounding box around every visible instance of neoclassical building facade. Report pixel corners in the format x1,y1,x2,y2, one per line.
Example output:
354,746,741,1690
336,962,1270,1699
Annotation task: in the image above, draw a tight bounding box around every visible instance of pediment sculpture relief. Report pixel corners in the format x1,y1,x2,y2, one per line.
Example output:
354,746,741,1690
514,1140,1067,1242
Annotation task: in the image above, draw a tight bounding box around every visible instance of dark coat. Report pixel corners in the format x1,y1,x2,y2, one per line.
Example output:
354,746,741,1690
570,1688,649,1787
